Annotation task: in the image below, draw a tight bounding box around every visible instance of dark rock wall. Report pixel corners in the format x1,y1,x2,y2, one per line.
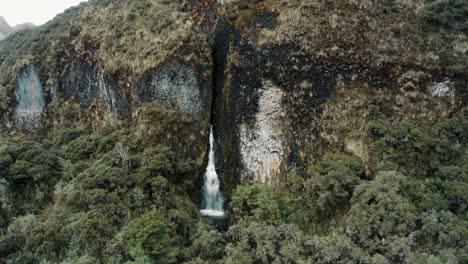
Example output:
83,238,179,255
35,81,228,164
62,59,99,108
213,18,338,185
133,61,212,120
98,71,131,125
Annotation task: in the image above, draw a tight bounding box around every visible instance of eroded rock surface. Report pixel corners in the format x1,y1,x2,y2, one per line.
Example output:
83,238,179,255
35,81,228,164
134,61,211,117
63,59,98,108
14,65,45,129
98,71,130,124
430,79,455,98
211,1,468,185
239,81,285,182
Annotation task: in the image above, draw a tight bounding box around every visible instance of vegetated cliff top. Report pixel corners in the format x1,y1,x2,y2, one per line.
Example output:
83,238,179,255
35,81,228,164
219,0,467,73
0,0,466,94
13,22,36,31
0,0,211,93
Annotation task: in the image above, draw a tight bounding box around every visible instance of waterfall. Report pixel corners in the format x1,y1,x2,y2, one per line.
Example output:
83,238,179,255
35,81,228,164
200,126,225,217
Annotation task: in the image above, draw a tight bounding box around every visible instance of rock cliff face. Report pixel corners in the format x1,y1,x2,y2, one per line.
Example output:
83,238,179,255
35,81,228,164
0,0,466,186
211,0,467,185
133,61,212,118
14,65,45,130
0,0,213,178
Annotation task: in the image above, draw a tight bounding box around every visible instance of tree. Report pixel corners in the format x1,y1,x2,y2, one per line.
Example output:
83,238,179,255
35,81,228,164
230,183,281,224
345,171,417,262
124,208,178,264
306,153,363,215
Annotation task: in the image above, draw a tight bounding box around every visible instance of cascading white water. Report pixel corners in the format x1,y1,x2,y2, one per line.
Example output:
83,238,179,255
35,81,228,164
200,126,225,217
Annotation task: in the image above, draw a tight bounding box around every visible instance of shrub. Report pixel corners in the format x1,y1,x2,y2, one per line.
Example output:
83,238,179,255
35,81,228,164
124,208,178,264
345,171,417,248
224,222,304,264
421,0,468,33
189,221,226,260
230,183,281,224
303,232,367,264
306,153,363,214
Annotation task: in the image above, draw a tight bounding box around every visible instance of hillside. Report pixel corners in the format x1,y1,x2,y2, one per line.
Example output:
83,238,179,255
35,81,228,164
0,17,13,40
0,0,466,263
0,17,35,40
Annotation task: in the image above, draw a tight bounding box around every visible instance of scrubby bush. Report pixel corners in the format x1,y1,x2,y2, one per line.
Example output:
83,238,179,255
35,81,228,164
306,153,363,214
421,0,468,33
0,93,466,263
345,171,417,248
188,221,226,260
303,232,367,264
124,208,178,263
223,222,304,264
230,183,281,224
0,137,61,229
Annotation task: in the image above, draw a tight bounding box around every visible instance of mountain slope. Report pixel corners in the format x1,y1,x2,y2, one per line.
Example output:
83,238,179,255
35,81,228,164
0,17,35,40
0,16,13,40
0,0,466,263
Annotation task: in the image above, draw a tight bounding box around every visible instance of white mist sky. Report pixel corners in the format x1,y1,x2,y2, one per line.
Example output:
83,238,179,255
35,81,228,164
1,0,88,26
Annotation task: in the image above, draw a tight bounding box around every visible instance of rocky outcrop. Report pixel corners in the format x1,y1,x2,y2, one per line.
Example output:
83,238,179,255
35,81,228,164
62,59,99,108
14,65,45,130
98,71,130,125
212,21,337,185
59,57,132,125
430,78,455,99
239,80,285,182
133,61,212,118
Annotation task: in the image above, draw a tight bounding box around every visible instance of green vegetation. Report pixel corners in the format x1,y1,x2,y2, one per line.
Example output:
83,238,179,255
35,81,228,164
0,117,207,263
0,93,466,263
0,0,466,263
421,0,468,33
